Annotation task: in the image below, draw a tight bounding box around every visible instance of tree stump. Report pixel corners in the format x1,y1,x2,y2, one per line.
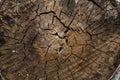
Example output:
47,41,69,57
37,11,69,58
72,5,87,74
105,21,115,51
0,0,120,80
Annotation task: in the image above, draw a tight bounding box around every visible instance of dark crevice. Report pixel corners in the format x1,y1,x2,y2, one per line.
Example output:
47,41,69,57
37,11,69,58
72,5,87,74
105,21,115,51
2,15,14,25
114,50,120,68
88,0,104,10
31,32,39,45
0,38,6,45
52,32,66,39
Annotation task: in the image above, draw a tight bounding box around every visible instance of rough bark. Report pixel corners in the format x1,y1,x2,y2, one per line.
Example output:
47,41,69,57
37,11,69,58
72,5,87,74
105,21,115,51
0,0,120,80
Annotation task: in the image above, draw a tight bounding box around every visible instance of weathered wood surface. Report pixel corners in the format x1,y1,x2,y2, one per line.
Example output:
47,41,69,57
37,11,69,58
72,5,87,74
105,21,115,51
0,0,120,80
